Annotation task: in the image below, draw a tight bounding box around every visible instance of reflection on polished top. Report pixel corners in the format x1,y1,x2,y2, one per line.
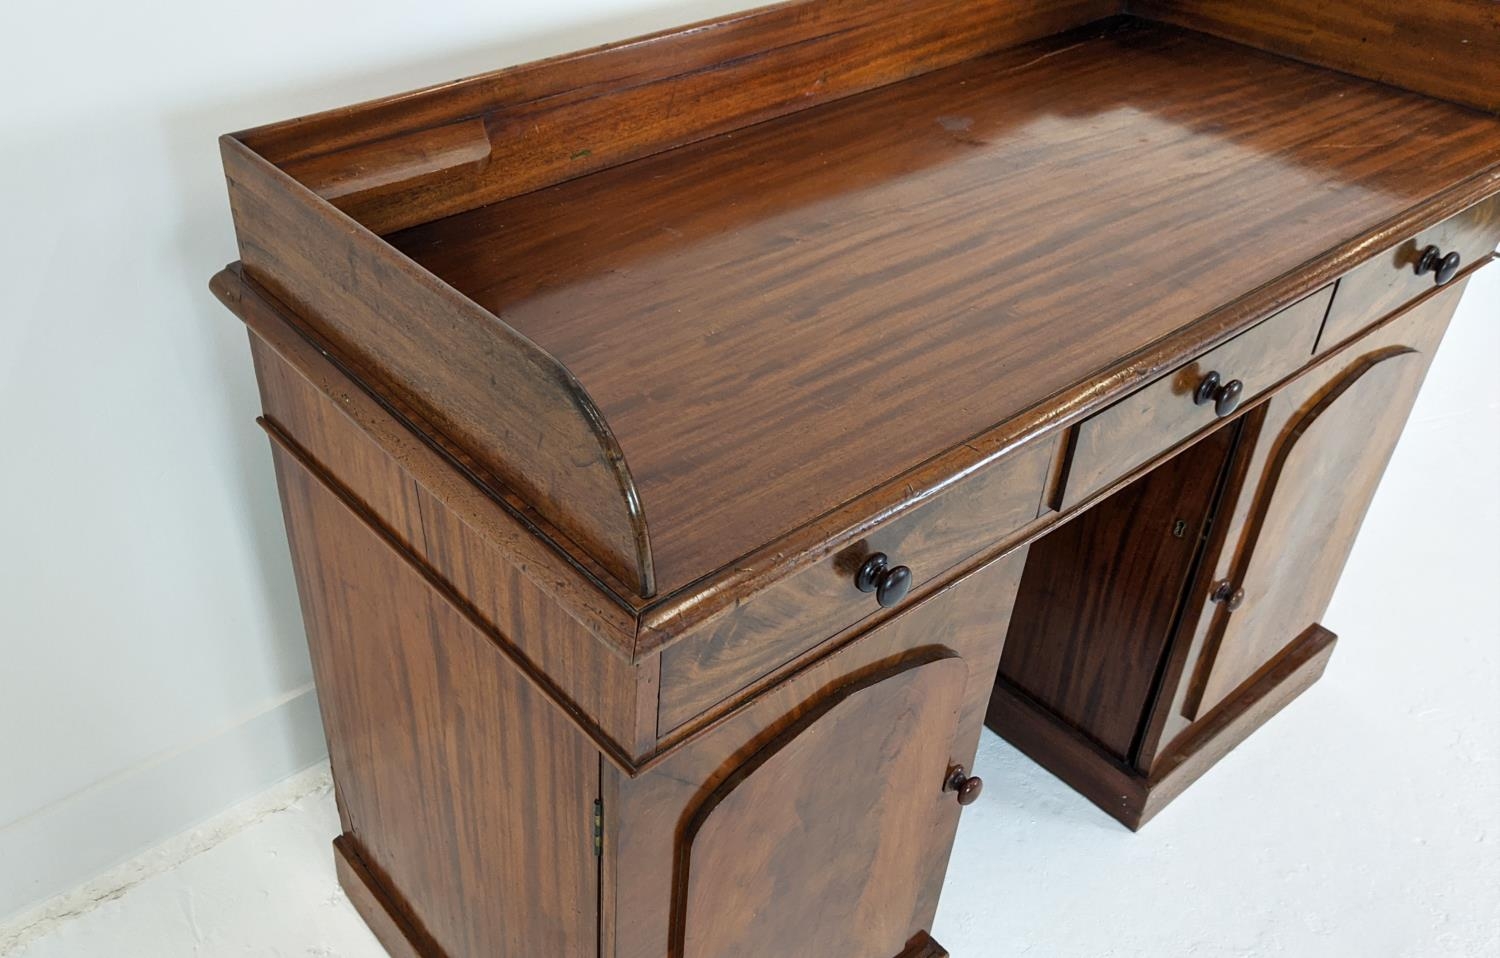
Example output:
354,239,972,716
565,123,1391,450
390,21,1500,592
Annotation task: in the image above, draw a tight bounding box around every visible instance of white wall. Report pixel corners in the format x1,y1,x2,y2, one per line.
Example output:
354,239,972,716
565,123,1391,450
0,0,751,921
2,0,1497,927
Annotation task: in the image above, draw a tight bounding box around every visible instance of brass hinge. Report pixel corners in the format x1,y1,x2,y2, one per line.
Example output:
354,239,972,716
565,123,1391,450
593,798,604,857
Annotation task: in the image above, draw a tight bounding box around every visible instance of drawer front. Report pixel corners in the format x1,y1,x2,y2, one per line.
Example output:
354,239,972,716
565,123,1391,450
657,435,1058,735
1318,194,1500,353
1062,285,1333,510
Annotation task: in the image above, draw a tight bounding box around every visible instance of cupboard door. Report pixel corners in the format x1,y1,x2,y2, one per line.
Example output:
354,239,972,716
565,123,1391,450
998,424,1237,760
674,652,967,958
1177,282,1467,723
612,550,1027,958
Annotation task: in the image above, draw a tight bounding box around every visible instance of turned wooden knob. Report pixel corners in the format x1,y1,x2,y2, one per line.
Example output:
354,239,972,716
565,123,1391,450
1194,371,1244,418
1211,579,1245,611
855,553,913,608
944,765,983,806
1416,245,1461,286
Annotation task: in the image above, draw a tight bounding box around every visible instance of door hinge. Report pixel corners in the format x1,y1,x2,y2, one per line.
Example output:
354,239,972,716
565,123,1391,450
593,798,604,857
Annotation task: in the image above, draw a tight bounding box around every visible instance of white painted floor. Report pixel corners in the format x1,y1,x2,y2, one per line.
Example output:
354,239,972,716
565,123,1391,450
5,284,1497,956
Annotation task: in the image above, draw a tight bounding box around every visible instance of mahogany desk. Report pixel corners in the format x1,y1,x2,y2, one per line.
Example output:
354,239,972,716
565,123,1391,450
211,2,1500,955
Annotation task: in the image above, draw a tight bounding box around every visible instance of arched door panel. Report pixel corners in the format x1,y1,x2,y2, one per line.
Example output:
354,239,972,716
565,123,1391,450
675,652,966,958
1185,346,1424,718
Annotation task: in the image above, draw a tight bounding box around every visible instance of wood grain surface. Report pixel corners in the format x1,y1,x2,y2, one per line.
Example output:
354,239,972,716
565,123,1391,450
988,623,1337,829
656,434,1054,734
272,443,599,956
1316,195,1500,352
391,22,1500,595
1185,292,1465,718
1000,424,1236,759
1152,277,1467,760
675,653,965,958
223,144,656,596
1063,286,1330,509
240,0,1117,233
333,837,439,958
1136,0,1500,113
213,266,646,639
212,2,1500,950
1186,349,1424,715
609,550,1027,958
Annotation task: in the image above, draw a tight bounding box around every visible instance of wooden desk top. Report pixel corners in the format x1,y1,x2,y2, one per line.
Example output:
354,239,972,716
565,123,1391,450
387,21,1500,594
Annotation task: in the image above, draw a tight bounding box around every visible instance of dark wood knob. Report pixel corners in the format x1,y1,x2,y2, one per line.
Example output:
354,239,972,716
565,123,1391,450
855,553,912,608
1416,245,1461,286
1211,579,1245,611
944,765,983,806
1194,371,1244,418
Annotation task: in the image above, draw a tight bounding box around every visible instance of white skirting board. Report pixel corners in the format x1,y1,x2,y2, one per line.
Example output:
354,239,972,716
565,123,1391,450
0,685,327,931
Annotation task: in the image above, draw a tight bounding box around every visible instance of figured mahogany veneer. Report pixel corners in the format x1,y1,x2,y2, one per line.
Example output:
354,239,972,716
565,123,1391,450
1135,0,1500,113
211,0,1500,953
1169,281,1473,729
656,433,1056,735
255,0,1119,234
609,552,1028,958
386,22,1500,599
1003,426,1238,760
675,652,966,958
992,278,1475,827
1062,286,1332,510
1318,194,1500,352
